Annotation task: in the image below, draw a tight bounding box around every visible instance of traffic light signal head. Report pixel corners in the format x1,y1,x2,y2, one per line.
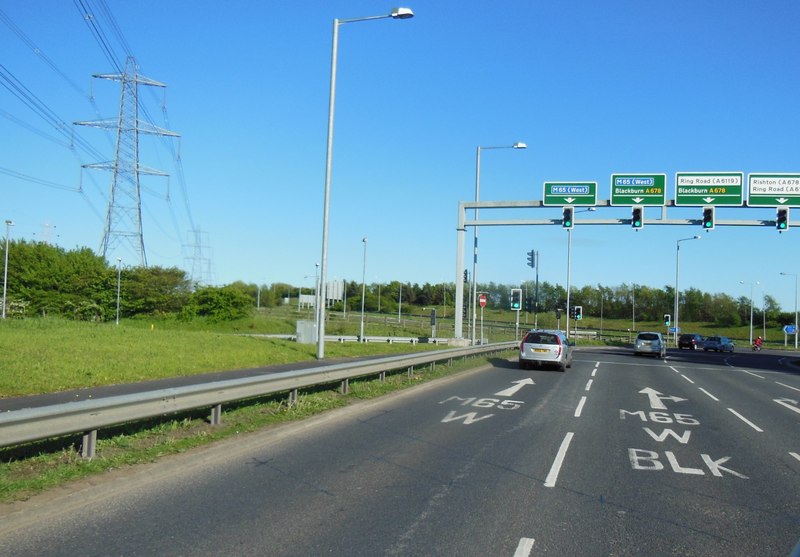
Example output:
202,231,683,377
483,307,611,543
527,250,536,268
574,305,583,320
777,208,789,231
702,206,715,230
562,207,574,229
510,288,522,311
631,206,643,229
664,313,671,326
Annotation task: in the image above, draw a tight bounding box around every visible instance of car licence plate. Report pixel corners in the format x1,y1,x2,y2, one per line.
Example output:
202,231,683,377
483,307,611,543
534,348,548,353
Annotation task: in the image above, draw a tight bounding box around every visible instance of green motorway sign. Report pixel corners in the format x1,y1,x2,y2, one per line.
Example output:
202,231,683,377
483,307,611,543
675,172,743,206
747,173,800,207
610,174,666,206
543,182,597,206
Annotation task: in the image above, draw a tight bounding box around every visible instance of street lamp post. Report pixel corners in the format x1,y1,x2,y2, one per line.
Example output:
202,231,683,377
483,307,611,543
360,237,367,342
115,258,122,326
2,220,14,319
316,7,414,359
674,236,701,345
471,142,526,345
740,280,760,346
780,271,798,349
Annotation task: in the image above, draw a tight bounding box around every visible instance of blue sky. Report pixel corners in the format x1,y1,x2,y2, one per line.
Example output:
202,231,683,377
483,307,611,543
1,1,799,314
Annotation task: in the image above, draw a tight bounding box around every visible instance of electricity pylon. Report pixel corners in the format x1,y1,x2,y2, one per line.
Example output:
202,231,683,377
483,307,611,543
75,56,178,266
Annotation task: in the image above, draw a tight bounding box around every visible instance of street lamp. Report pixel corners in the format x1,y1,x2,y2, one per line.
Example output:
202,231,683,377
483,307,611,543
115,258,122,326
360,237,367,342
471,141,526,345
674,236,701,345
740,280,760,346
780,271,798,349
317,7,414,359
2,220,14,319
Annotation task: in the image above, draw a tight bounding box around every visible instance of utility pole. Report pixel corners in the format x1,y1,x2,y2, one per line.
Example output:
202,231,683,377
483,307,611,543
75,56,179,266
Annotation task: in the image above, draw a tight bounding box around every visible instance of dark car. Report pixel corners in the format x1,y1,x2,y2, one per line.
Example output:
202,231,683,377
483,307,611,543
678,333,704,350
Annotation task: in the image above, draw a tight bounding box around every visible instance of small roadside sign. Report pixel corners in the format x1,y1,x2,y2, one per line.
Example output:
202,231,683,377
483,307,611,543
747,173,800,207
784,324,797,334
479,294,487,308
610,174,666,206
668,326,679,334
675,172,744,206
543,182,597,206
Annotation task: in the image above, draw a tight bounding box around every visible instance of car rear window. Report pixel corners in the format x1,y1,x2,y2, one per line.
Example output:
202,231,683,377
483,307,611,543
525,333,560,345
638,333,660,341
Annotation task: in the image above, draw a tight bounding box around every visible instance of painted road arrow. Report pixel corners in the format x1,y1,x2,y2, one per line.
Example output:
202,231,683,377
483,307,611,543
774,398,800,416
639,387,687,410
495,378,535,397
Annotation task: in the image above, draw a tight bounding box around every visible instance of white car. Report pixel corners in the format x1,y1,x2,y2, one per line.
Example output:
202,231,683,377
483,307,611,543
634,331,666,358
519,329,573,372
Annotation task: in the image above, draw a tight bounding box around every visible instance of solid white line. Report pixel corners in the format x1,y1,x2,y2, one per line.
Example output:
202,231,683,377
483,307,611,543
740,369,765,379
514,537,535,557
699,388,719,402
585,379,593,391
728,408,764,432
790,452,800,464
681,374,695,384
545,432,574,488
574,396,587,417
776,381,800,393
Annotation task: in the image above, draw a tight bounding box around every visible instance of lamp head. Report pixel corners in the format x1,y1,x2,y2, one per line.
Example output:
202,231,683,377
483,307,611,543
512,142,527,149
391,7,414,19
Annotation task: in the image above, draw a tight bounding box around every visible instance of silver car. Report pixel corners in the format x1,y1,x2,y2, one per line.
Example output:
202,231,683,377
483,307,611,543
519,329,573,371
634,331,666,358
703,336,735,352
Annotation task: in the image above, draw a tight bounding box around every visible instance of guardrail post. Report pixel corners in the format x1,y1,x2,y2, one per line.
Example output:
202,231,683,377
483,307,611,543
81,430,97,459
407,366,413,379
288,388,298,407
210,404,222,426
379,371,386,382
341,378,349,394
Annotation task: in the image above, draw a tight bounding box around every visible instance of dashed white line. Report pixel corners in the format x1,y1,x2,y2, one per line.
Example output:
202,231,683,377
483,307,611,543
545,432,574,488
728,408,763,432
790,452,800,464
699,388,719,401
574,396,587,417
776,381,800,393
740,369,765,379
585,379,593,391
591,368,597,377
514,537,535,557
681,374,695,384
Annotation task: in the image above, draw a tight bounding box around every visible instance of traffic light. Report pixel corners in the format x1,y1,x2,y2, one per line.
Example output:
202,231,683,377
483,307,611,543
562,207,574,229
556,308,562,320
664,313,671,326
463,269,469,283
631,206,643,229
569,306,576,319
510,288,522,311
777,208,789,231
702,206,715,230
525,297,533,313
527,250,536,268
574,305,583,320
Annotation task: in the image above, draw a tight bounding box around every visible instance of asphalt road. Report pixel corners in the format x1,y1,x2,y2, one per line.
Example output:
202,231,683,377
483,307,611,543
1,346,798,556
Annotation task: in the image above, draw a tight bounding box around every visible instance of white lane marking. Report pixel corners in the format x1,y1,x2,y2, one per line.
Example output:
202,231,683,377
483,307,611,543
585,379,593,391
669,366,681,374
681,374,695,384
790,452,800,464
514,537,535,557
740,369,765,379
544,432,574,488
776,381,800,393
699,388,719,402
774,398,800,417
591,367,597,377
574,396,587,417
727,408,763,432
495,378,536,397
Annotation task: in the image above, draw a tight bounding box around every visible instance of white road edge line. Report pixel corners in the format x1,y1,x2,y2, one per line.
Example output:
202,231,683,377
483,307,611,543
574,396,587,417
514,537,535,557
544,432,574,488
728,408,764,432
699,388,719,401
